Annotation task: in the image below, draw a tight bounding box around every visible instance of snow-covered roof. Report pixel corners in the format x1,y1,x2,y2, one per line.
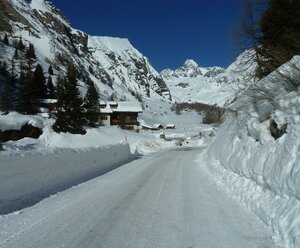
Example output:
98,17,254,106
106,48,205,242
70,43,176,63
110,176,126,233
116,102,143,113
140,121,164,130
100,101,118,105
99,101,143,114
153,124,164,129
100,107,113,114
141,124,153,129
166,124,176,127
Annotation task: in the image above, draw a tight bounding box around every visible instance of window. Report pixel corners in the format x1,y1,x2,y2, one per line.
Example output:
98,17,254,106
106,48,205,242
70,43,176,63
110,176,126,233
110,104,118,109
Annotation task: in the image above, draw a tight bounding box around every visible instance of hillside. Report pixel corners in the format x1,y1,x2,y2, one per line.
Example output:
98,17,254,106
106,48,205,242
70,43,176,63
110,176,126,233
0,0,171,102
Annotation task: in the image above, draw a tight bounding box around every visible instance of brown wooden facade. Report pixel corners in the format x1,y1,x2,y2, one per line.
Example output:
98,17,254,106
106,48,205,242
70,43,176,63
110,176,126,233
111,112,139,130
99,102,142,130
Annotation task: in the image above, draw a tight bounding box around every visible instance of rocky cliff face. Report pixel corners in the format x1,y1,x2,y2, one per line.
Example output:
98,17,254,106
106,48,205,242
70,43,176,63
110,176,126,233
0,0,171,102
161,59,225,79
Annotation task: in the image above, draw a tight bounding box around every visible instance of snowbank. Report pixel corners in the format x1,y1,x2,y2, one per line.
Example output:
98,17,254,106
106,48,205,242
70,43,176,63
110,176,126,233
0,120,181,214
0,112,44,131
0,143,131,215
200,57,300,248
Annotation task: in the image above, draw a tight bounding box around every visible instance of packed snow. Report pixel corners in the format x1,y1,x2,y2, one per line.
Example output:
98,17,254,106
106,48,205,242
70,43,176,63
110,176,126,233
0,148,277,248
0,112,44,131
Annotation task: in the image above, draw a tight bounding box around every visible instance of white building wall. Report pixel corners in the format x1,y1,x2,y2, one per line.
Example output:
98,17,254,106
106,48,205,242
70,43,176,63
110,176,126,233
101,115,111,126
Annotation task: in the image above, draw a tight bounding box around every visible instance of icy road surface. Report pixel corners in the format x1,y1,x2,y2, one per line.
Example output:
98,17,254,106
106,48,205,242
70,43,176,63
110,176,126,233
0,147,276,248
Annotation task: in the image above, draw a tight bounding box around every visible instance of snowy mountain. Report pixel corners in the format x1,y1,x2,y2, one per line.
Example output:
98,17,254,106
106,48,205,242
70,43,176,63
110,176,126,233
161,51,257,106
161,59,225,79
0,0,171,102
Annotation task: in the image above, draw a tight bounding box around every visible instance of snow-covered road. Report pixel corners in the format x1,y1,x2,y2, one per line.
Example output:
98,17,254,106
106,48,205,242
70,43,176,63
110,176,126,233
0,147,276,248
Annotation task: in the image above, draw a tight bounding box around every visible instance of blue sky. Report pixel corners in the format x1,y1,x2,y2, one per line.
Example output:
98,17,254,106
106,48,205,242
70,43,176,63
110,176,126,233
49,0,241,71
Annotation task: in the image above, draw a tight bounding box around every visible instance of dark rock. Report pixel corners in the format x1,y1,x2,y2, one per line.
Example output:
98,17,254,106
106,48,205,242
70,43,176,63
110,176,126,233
0,0,36,33
0,124,43,142
269,120,287,140
71,30,88,53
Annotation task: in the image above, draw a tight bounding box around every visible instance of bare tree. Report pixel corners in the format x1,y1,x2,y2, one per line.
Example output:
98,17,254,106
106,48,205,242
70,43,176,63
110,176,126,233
232,0,267,78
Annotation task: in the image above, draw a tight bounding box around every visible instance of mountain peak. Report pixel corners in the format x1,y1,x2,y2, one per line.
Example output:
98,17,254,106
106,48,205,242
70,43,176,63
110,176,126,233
183,59,198,68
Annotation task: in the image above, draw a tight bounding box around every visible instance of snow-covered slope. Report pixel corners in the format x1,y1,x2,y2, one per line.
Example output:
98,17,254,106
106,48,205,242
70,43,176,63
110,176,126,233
0,0,171,102
200,56,300,248
87,36,171,101
161,50,257,106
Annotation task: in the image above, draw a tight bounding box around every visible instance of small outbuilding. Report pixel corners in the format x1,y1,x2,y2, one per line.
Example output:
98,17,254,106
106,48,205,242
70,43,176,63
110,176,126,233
166,124,176,129
141,124,154,131
141,123,164,131
153,124,164,130
35,99,58,112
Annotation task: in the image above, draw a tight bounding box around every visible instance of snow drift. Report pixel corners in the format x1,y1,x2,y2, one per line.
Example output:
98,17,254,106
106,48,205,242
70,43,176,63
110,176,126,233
199,56,300,248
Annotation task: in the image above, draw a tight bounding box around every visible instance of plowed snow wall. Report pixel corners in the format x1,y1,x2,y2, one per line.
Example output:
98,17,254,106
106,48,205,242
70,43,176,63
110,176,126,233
0,143,132,214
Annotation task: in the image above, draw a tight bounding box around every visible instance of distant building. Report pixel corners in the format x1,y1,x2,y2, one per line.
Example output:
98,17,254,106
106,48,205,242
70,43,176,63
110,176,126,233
153,124,164,130
141,124,162,131
141,123,165,131
35,99,58,117
35,99,58,112
141,124,154,131
166,124,176,129
99,101,143,130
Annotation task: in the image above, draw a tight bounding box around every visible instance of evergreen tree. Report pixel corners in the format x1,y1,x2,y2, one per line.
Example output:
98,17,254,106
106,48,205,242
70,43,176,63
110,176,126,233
257,0,300,78
52,75,67,131
83,80,100,127
7,71,17,110
16,70,36,114
0,61,8,77
0,64,12,113
15,55,37,114
0,62,18,112
13,49,19,60
3,34,8,45
48,65,54,75
25,43,36,72
52,64,86,134
47,76,56,99
25,43,37,60
10,57,16,86
0,78,13,113
31,64,47,99
17,39,25,51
